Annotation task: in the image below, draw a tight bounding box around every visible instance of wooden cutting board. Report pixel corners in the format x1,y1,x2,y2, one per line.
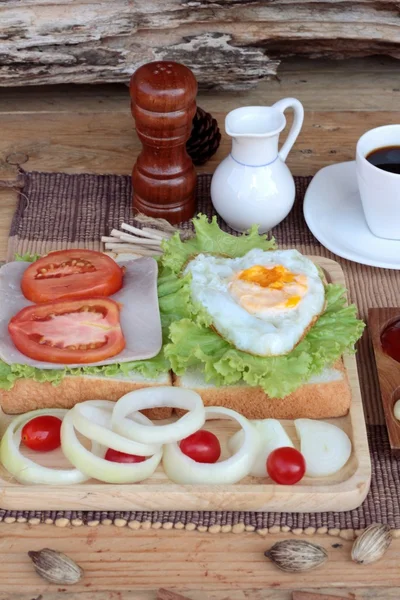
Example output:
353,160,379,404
0,256,371,512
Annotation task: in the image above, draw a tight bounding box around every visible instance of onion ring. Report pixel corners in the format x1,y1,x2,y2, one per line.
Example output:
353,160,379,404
111,387,205,444
71,400,161,456
0,409,94,485
162,406,260,485
61,410,162,483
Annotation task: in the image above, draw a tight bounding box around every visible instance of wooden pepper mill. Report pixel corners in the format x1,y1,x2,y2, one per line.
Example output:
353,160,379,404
130,61,198,223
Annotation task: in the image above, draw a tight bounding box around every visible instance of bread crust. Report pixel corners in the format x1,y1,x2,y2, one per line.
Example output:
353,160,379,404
174,360,351,420
0,361,351,422
0,375,173,420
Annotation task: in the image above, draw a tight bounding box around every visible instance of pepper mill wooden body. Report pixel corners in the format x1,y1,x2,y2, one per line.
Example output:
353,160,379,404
130,61,198,223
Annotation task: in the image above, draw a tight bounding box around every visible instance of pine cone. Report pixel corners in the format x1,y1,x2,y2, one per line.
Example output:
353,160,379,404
186,107,221,166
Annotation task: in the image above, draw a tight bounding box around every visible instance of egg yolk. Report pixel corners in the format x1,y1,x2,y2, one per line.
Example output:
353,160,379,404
285,295,302,308
239,265,294,290
231,264,307,312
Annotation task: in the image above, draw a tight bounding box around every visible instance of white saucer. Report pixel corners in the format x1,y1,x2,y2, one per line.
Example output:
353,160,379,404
304,161,400,270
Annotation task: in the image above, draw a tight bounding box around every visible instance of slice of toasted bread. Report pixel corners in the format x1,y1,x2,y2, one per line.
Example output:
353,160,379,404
173,360,351,420
0,371,173,419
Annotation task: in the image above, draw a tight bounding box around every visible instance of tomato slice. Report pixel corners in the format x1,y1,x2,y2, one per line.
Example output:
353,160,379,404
8,298,125,364
21,416,62,452
180,430,221,464
21,249,123,303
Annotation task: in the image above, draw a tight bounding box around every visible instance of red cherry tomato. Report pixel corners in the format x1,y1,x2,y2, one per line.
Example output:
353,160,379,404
180,430,221,464
21,415,62,452
104,449,146,463
266,447,306,485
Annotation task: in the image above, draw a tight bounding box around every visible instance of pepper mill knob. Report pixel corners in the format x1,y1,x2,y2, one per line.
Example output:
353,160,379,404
130,61,198,223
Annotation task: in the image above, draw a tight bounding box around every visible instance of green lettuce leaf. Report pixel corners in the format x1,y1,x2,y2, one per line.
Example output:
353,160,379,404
165,283,365,398
161,214,277,273
0,360,65,391
15,253,40,263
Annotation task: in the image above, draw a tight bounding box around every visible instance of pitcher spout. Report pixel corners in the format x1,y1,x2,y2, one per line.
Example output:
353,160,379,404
225,106,286,138
226,106,284,167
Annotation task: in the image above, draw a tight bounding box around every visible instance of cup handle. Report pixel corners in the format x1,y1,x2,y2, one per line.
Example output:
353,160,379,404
272,98,304,163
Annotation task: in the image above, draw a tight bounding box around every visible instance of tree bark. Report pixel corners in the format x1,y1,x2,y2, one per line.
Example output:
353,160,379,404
0,1,399,90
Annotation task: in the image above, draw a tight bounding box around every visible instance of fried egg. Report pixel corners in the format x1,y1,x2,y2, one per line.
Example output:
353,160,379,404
184,249,325,356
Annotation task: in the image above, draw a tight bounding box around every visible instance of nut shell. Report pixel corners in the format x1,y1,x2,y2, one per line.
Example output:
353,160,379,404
351,523,392,565
28,548,83,585
264,539,328,572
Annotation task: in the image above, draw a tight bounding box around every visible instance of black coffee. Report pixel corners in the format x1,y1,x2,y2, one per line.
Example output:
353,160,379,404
366,145,400,174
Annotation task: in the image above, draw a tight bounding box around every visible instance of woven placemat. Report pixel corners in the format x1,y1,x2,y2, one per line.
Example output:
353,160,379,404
3,170,400,538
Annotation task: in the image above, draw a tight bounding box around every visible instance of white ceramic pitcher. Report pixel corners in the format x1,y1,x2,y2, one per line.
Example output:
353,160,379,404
210,98,304,233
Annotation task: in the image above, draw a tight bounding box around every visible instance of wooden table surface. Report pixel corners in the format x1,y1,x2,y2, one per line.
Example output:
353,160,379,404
0,57,399,598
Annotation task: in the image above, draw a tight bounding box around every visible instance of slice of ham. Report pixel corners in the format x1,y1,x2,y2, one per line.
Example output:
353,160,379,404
0,258,162,369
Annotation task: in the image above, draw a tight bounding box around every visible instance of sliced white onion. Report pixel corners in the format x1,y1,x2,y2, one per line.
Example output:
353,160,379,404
228,419,294,477
71,400,161,456
163,406,260,485
111,386,205,444
61,410,162,483
394,399,400,421
0,409,92,485
294,418,352,478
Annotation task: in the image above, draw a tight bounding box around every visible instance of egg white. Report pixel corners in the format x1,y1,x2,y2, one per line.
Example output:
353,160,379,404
184,249,325,356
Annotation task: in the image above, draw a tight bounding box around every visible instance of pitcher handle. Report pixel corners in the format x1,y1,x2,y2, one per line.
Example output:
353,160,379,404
272,98,304,163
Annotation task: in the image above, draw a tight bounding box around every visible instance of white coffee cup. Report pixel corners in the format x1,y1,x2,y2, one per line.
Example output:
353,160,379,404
356,125,400,240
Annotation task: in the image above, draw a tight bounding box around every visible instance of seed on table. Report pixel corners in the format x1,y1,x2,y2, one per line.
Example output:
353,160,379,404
28,548,83,585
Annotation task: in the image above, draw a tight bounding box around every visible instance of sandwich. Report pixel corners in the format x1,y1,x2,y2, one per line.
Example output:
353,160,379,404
163,216,363,419
0,250,175,419
0,216,364,420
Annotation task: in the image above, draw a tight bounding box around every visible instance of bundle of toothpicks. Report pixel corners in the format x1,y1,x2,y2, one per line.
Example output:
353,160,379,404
102,214,192,261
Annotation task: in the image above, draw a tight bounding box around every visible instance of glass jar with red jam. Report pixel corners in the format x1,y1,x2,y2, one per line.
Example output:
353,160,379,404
381,319,400,363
